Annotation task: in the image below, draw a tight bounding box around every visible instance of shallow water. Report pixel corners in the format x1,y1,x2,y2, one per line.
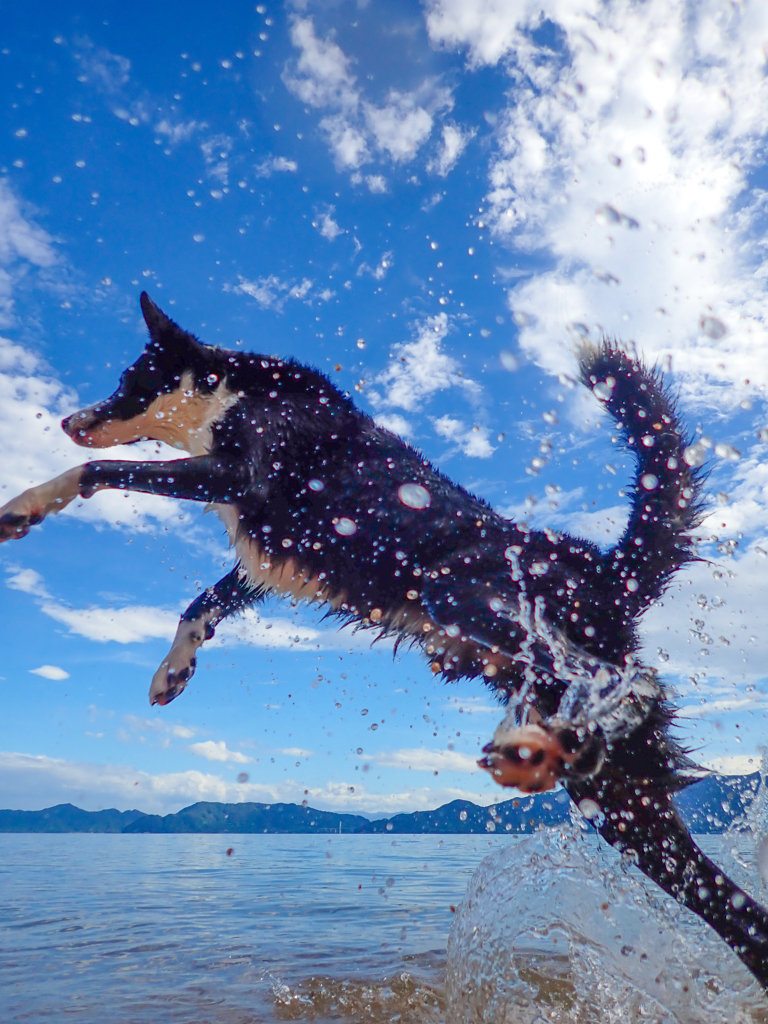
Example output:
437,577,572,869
0,833,501,1022
2,831,768,1022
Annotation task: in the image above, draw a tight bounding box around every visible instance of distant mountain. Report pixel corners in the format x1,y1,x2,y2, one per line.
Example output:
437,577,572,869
673,772,761,833
0,803,145,833
123,800,370,834
0,774,764,834
359,794,571,834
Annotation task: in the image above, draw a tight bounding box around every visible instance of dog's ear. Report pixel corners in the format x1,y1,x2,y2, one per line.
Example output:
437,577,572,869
140,292,194,351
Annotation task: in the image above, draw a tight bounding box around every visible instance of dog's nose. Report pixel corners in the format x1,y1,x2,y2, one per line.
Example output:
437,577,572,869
61,414,75,435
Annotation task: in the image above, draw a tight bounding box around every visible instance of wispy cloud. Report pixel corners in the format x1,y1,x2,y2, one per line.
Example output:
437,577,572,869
189,740,253,764
361,746,480,774
0,750,501,815
283,17,454,174
312,205,345,240
255,155,298,177
229,273,314,311
29,665,70,681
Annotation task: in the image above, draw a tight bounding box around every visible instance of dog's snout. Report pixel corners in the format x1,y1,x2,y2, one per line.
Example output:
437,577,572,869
62,408,95,440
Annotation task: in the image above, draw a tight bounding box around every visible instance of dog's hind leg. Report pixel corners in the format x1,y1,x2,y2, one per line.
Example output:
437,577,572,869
150,566,265,706
566,772,768,989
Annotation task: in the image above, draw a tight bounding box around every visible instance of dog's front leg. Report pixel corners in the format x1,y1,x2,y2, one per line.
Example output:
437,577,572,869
0,456,252,542
0,467,86,541
150,566,265,706
566,773,768,990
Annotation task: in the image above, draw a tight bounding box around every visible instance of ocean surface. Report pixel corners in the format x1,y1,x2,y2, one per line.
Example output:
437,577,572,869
2,831,768,1023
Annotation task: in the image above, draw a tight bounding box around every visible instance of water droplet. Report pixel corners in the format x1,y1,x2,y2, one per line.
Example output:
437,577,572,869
593,381,613,400
356,747,363,755
714,442,740,461
100,277,112,286
579,798,601,819
398,483,431,509
699,315,726,339
626,578,639,592
236,772,249,784
207,374,218,385
459,810,467,821
758,427,768,443
334,518,357,536
595,204,621,225
430,240,438,250
386,822,393,831
480,328,491,338
356,338,365,349
640,473,658,490
500,351,518,371
193,233,205,242
308,479,325,492
683,443,707,467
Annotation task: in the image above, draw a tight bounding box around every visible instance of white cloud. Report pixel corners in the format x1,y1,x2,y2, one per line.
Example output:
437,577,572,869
428,0,768,396
313,205,345,240
374,412,413,438
255,155,299,177
200,134,232,183
6,568,50,599
29,665,69,681
702,754,761,776
428,122,475,176
123,715,197,740
364,89,438,164
369,314,481,413
7,571,383,653
362,746,480,774
356,251,393,280
0,180,57,326
284,17,452,173
189,740,253,764
283,17,360,112
0,750,502,815
40,602,179,644
433,415,496,458
280,747,314,758
73,38,131,94
365,174,388,194
155,119,201,144
229,274,314,311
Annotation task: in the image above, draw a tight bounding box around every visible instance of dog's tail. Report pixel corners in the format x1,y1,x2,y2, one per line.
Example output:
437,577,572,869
578,340,705,618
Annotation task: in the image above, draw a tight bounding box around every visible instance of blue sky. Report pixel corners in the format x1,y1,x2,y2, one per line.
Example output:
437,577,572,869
3,0,768,814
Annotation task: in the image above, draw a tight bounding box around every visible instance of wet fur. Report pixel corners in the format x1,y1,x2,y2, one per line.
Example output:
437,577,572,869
3,293,768,988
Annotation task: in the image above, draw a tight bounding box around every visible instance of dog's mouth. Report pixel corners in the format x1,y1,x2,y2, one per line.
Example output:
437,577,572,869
62,409,143,448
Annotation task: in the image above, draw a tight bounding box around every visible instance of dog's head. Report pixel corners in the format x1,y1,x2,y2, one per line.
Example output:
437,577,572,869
62,293,232,452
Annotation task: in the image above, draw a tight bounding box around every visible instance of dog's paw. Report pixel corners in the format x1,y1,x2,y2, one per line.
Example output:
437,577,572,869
149,655,197,706
0,496,45,542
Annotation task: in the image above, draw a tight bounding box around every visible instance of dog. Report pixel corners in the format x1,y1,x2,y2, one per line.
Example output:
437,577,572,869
3,292,768,989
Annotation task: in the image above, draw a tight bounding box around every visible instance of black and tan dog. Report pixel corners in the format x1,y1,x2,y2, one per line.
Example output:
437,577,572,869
3,293,768,988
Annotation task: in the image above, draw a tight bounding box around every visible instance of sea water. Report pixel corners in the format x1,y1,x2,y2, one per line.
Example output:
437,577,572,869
1,831,767,1022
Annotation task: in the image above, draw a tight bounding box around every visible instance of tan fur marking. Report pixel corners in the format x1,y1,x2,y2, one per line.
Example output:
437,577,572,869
71,373,240,454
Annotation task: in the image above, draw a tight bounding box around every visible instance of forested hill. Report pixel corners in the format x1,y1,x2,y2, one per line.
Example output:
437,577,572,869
0,773,760,834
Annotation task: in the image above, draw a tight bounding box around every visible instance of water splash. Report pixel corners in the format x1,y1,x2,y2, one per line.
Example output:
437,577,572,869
446,828,767,1024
